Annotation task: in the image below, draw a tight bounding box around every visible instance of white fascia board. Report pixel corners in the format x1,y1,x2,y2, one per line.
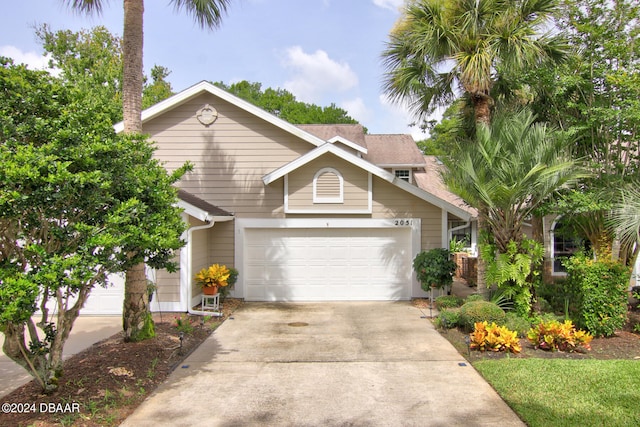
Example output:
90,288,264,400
176,200,234,223
327,136,367,154
113,81,327,148
263,143,471,221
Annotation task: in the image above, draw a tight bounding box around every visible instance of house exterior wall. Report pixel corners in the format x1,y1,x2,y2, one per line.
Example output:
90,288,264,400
146,93,306,218
371,177,443,250
287,156,370,212
144,90,466,303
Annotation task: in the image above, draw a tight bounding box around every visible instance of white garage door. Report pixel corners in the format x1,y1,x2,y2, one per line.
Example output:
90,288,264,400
244,227,412,301
82,273,125,315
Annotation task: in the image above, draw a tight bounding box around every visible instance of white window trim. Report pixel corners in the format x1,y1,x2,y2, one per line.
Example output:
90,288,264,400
313,167,344,203
393,168,412,184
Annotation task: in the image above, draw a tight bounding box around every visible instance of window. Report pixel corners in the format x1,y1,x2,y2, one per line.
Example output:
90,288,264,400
449,221,471,248
551,217,587,274
394,169,411,183
313,168,343,203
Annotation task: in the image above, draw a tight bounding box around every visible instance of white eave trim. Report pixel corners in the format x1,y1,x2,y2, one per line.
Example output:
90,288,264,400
176,200,234,223
327,136,367,154
263,143,472,222
113,81,328,148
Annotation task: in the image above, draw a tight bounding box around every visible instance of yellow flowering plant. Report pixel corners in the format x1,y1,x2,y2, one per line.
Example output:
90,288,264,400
194,264,230,288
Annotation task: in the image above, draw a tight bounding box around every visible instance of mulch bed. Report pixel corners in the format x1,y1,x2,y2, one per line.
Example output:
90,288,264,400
0,299,243,427
413,298,640,361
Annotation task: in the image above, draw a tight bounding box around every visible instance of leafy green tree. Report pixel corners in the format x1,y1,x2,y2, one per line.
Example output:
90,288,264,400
63,0,231,341
443,109,585,313
0,59,188,392
415,101,467,155
214,80,360,125
35,25,175,122
509,0,640,259
143,65,174,109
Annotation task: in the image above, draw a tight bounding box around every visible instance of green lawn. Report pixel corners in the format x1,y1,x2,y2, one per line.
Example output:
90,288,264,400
474,359,640,427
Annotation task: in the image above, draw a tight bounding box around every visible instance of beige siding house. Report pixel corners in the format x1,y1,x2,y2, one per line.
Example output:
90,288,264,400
84,81,476,314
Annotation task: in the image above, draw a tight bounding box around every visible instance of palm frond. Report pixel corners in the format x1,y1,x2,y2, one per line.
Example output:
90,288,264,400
170,0,231,30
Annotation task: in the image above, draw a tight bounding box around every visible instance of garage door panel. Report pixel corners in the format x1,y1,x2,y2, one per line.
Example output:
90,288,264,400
244,227,412,301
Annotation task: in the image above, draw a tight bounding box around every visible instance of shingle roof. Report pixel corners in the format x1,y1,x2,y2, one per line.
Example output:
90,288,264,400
177,189,233,217
296,124,367,148
363,134,425,166
413,156,477,217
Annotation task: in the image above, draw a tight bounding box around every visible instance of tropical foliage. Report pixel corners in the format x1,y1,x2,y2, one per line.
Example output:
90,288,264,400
470,321,522,353
526,319,593,352
195,264,231,288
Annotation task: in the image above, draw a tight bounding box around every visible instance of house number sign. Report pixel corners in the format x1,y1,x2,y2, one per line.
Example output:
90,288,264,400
394,219,413,226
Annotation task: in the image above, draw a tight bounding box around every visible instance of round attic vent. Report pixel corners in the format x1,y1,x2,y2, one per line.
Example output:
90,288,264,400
196,104,218,126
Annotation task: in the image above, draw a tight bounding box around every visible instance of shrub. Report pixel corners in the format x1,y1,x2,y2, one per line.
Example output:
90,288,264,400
465,294,485,303
412,248,457,290
459,300,506,331
219,267,239,301
503,312,531,338
434,295,463,310
470,321,521,353
526,319,593,352
563,253,630,337
436,309,460,329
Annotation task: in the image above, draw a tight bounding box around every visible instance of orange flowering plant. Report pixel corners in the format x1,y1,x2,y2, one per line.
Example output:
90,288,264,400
194,264,231,288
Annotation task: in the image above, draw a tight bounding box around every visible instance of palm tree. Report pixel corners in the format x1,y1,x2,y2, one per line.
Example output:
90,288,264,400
443,108,585,312
609,185,640,282
382,0,567,293
382,0,567,125
444,109,585,254
63,0,231,341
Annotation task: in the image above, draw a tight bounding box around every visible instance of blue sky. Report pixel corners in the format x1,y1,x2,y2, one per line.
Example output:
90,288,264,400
0,0,432,139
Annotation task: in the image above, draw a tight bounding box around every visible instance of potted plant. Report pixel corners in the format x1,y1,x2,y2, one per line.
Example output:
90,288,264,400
412,248,457,292
194,263,231,295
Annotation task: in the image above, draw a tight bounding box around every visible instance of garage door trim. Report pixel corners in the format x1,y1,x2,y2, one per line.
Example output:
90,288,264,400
235,218,421,300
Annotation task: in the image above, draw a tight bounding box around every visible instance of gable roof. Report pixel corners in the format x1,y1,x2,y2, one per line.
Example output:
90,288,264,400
297,124,368,148
113,81,328,148
364,134,425,167
177,189,234,223
414,156,477,217
263,144,473,221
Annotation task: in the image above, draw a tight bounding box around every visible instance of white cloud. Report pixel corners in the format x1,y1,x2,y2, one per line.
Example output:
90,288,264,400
1,46,48,69
341,97,372,124
372,0,403,12
0,45,60,76
281,46,358,103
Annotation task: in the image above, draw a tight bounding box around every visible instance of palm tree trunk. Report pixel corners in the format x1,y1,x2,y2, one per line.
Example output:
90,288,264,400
123,0,144,133
474,96,491,298
476,215,489,298
122,0,154,341
123,262,154,342
473,93,492,126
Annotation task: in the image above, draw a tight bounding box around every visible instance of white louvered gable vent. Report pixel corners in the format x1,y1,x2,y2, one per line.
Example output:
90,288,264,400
313,168,343,203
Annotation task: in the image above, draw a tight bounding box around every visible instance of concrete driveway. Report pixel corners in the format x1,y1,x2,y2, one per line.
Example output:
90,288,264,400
121,302,524,427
